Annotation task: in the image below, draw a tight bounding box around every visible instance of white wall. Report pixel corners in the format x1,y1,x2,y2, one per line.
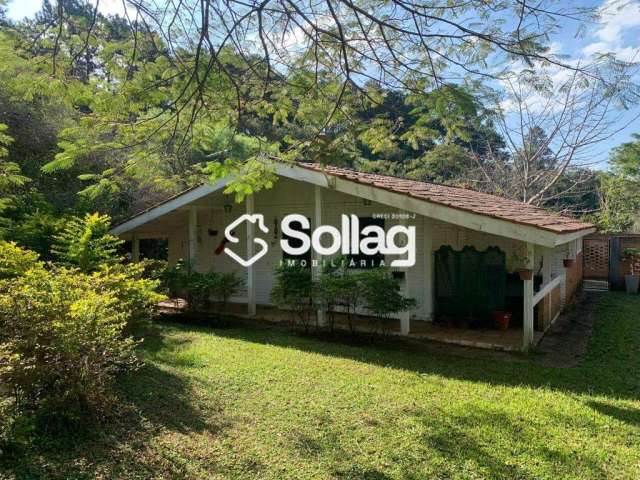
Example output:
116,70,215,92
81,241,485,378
164,177,582,318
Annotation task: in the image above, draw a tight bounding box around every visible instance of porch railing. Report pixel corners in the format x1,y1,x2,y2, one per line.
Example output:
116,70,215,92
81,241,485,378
532,273,565,332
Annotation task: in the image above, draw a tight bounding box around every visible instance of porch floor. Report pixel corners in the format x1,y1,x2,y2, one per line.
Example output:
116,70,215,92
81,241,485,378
158,300,542,352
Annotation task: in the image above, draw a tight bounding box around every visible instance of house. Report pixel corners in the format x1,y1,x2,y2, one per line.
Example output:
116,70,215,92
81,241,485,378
111,162,595,351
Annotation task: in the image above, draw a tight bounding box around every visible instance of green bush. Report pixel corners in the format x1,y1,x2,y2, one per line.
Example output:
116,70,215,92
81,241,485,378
0,243,164,433
271,262,314,331
162,261,243,314
360,269,416,335
139,258,169,281
211,272,245,314
52,213,123,272
316,261,364,336
162,259,194,300
92,262,166,327
0,240,41,279
316,260,416,337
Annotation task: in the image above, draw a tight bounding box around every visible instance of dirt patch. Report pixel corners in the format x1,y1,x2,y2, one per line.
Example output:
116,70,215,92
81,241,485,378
534,291,601,368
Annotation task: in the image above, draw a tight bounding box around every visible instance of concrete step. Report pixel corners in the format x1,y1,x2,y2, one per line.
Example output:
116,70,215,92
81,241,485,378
583,279,609,292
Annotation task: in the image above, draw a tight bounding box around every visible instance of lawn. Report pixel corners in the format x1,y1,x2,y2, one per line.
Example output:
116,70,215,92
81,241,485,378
2,293,639,479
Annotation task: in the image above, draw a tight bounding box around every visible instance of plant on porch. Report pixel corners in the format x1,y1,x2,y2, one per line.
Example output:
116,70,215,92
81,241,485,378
277,258,417,338
508,251,534,281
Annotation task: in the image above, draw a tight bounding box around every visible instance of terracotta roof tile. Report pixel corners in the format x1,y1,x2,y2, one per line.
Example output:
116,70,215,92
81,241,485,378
298,163,594,234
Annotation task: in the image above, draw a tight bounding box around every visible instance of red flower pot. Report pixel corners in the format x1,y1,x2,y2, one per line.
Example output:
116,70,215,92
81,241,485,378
492,311,511,330
563,259,575,268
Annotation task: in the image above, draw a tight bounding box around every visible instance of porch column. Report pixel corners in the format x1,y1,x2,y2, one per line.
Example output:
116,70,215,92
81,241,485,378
313,185,326,326
542,247,553,323
131,235,140,263
246,195,256,317
399,213,411,335
423,218,434,321
522,242,535,351
188,206,198,267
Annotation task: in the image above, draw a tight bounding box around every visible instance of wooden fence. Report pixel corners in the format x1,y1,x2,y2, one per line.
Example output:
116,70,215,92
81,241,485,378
583,233,640,289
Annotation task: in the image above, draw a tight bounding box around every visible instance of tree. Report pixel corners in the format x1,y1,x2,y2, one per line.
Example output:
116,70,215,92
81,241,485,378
22,0,618,200
0,0,7,24
610,133,640,181
590,173,640,233
52,213,124,271
590,134,640,233
467,69,638,212
0,124,30,231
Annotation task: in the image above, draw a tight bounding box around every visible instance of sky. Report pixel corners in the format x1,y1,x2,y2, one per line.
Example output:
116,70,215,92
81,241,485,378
5,0,640,169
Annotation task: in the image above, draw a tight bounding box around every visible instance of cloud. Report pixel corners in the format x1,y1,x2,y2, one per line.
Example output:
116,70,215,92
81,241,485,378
98,0,137,18
582,0,640,61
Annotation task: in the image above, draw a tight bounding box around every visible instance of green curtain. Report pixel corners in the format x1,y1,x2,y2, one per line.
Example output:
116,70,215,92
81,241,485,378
434,245,506,321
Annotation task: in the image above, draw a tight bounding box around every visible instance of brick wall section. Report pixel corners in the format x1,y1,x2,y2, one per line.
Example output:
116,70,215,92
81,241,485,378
565,251,583,301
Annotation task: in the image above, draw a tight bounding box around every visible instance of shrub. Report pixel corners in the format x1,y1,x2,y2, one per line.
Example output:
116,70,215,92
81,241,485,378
360,269,416,336
211,272,244,314
52,213,123,272
92,262,166,327
0,240,41,279
161,261,243,314
5,208,64,261
0,243,164,432
316,260,416,337
271,262,314,331
315,258,366,336
162,259,193,301
140,258,168,281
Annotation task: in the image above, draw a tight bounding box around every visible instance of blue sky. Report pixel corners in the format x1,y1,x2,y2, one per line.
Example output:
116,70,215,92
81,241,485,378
5,0,640,169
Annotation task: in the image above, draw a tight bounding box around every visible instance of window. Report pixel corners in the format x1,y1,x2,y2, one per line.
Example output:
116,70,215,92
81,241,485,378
140,238,169,260
349,217,385,268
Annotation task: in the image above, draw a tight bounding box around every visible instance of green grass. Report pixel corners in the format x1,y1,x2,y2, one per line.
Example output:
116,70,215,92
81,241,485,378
2,293,640,479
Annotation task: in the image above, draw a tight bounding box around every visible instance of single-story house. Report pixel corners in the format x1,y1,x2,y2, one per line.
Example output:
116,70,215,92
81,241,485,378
111,162,595,351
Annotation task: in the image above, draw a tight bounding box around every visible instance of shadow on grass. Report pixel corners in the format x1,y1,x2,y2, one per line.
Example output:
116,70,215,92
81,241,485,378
412,406,609,479
171,292,639,401
284,403,612,478
586,400,640,428
0,332,223,480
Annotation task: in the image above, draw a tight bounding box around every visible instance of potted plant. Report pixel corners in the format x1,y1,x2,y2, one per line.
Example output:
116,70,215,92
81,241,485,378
622,248,640,294
509,252,533,281
492,310,512,330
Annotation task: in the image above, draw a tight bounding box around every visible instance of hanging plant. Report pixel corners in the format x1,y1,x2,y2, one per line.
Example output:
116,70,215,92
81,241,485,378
508,251,533,281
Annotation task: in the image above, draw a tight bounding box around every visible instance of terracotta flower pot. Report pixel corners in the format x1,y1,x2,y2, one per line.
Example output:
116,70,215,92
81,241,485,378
517,268,533,281
492,311,511,330
563,258,575,268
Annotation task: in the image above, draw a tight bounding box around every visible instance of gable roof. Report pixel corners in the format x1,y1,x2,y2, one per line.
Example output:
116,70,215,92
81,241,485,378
111,162,595,244
296,163,593,234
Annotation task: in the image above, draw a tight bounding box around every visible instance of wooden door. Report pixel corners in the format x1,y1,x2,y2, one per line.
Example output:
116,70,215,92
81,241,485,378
583,237,609,279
